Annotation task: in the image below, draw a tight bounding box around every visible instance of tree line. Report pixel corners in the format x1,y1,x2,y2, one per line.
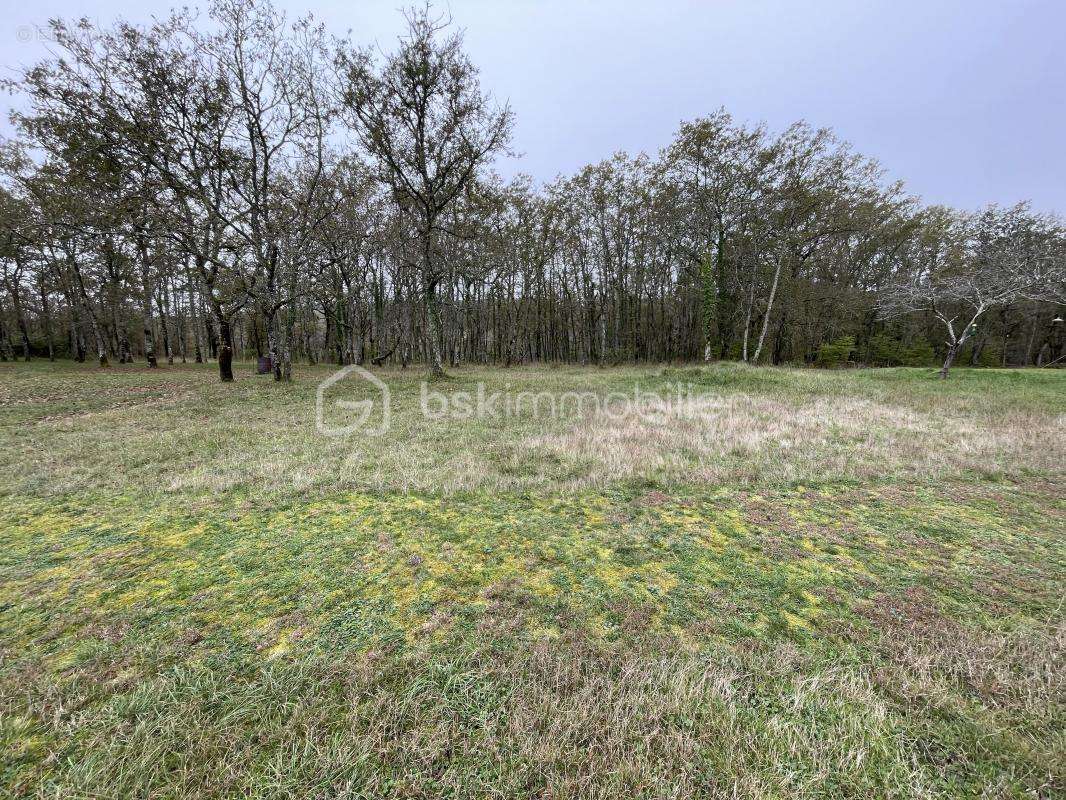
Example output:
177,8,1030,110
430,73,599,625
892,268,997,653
1,0,1064,381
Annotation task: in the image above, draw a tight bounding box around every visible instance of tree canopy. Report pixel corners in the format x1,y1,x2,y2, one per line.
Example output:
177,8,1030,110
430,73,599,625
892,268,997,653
1,0,1063,378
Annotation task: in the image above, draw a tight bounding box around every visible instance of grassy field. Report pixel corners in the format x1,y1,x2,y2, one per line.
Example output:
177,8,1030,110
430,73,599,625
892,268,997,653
0,360,1063,798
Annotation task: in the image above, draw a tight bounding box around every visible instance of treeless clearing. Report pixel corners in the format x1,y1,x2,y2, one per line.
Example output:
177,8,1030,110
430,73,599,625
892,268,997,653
1,362,1063,797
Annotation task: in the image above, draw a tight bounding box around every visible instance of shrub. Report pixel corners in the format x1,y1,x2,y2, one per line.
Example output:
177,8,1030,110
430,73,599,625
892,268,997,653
868,335,935,367
901,340,935,367
815,336,855,368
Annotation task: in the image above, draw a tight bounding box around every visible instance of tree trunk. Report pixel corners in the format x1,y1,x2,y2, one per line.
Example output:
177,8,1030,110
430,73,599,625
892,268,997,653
202,306,217,360
70,320,86,362
276,269,299,380
0,312,10,362
156,290,174,365
939,344,959,379
94,326,109,367
141,265,157,367
271,307,293,382
1037,342,1050,367
217,316,234,382
40,286,55,361
111,294,130,364
83,296,108,367
266,300,292,382
424,281,446,379
700,240,719,362
741,280,755,363
67,256,108,367
15,305,31,361
176,284,188,364
185,265,204,364
751,260,783,364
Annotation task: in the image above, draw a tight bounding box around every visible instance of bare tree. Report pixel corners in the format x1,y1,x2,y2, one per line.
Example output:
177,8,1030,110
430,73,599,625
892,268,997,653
879,204,1065,378
338,5,513,378
4,0,1063,376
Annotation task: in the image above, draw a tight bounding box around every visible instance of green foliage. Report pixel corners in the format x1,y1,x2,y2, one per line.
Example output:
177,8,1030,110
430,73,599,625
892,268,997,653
901,340,935,366
974,344,1003,367
868,334,903,366
815,336,855,368
868,334,935,367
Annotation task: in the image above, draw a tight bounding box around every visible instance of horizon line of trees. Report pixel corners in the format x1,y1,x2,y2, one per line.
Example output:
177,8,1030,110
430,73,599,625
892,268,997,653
1,0,1064,381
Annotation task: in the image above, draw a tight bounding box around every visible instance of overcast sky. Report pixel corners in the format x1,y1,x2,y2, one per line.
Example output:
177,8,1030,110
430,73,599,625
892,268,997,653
1,0,1063,211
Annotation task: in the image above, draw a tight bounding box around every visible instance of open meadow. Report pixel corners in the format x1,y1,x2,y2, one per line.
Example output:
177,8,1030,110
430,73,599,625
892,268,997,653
3,0,1065,795
0,360,1064,798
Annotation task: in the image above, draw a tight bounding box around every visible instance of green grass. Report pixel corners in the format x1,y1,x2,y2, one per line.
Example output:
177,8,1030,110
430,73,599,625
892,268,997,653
0,361,1063,798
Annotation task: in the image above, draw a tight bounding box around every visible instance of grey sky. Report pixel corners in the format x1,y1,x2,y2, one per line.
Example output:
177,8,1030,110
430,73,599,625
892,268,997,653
2,0,1063,211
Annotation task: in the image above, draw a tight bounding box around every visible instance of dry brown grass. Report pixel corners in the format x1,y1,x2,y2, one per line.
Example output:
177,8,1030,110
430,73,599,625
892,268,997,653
525,393,1066,489
2,361,1063,498
860,588,1066,742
